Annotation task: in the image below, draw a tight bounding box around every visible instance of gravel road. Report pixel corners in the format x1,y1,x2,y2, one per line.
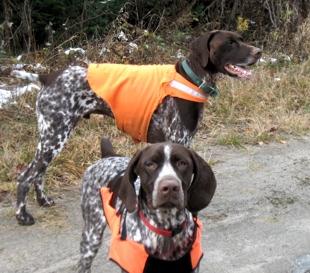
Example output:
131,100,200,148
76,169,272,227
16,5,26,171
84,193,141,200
1,136,310,273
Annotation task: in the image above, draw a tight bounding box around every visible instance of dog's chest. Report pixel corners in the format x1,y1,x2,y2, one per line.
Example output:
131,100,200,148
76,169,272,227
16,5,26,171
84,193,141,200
148,97,202,146
123,210,196,261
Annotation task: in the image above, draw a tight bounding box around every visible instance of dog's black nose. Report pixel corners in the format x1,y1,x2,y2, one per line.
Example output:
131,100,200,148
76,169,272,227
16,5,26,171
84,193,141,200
159,179,180,196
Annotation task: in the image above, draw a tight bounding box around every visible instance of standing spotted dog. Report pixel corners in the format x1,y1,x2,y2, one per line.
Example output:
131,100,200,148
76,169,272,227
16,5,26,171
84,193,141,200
16,30,261,225
78,140,216,273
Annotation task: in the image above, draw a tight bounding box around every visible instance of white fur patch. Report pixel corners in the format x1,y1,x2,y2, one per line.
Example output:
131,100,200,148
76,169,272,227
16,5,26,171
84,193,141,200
152,145,182,207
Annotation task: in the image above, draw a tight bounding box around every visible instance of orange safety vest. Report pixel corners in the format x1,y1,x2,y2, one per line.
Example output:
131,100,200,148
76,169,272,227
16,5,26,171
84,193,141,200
100,187,203,273
87,64,208,142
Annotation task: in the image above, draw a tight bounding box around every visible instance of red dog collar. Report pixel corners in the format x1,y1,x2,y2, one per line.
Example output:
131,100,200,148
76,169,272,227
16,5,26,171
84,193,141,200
138,210,187,237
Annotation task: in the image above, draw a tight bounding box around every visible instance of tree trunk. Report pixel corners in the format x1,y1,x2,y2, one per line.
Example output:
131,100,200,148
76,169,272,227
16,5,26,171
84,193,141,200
2,0,14,53
21,0,35,52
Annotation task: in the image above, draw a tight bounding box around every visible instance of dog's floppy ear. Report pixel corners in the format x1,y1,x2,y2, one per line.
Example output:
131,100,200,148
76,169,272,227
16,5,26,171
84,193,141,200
190,30,219,67
117,150,143,212
187,150,216,213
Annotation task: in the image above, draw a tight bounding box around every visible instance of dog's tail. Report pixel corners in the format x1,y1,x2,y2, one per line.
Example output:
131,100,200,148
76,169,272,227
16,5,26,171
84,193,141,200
39,70,64,86
100,138,117,158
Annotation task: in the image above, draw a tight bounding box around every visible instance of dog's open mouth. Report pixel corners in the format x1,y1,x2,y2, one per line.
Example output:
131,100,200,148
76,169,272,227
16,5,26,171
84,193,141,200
224,64,252,79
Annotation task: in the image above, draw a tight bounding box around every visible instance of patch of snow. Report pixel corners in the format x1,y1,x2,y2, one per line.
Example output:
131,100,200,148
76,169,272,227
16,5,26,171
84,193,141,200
117,31,128,42
100,0,113,4
258,56,291,65
11,70,39,82
0,83,40,107
13,64,25,70
270,58,277,64
16,55,23,61
128,42,138,53
281,54,291,62
11,63,47,73
0,89,13,103
99,47,110,56
34,63,46,72
6,22,13,28
23,103,34,110
64,47,86,55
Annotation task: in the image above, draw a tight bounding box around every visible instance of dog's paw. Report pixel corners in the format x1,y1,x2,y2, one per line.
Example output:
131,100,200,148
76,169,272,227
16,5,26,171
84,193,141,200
16,210,35,226
37,196,55,207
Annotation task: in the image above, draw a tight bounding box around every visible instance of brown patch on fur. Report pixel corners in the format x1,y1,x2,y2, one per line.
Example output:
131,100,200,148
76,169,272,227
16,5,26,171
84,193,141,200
39,70,64,86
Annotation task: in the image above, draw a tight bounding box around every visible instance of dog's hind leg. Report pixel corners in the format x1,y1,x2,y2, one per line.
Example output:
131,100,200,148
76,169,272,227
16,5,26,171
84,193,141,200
16,66,109,225
16,112,79,225
78,182,106,273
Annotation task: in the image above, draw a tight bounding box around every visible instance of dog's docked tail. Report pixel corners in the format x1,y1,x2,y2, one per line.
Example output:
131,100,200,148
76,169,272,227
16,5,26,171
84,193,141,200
38,70,64,86
100,138,117,158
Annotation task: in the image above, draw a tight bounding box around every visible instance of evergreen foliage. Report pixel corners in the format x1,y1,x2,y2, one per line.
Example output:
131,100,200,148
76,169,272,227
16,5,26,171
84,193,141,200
0,0,309,54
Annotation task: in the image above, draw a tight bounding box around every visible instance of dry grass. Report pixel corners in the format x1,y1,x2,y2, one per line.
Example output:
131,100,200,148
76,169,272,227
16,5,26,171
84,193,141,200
200,60,310,146
0,58,309,197
0,92,146,197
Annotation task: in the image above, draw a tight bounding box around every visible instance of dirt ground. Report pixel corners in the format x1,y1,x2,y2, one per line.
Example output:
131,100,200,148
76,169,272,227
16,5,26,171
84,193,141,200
1,136,310,273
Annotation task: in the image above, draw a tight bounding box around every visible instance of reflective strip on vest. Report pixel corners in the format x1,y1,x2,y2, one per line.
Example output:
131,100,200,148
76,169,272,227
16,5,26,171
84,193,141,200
169,80,207,100
100,187,203,273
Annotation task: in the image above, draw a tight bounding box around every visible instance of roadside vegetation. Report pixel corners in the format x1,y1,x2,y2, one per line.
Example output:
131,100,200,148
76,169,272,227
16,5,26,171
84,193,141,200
0,1,309,197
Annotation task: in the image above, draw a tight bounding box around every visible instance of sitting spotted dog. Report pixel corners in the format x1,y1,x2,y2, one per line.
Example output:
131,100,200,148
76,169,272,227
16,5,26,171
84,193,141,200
78,139,216,273
16,30,260,225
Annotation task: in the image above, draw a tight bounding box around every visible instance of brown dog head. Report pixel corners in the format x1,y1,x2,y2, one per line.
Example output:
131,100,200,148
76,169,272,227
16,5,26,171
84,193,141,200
116,142,216,213
189,30,262,79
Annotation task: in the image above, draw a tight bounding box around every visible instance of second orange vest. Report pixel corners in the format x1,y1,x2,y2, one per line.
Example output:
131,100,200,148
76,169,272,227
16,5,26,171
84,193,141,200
101,187,203,273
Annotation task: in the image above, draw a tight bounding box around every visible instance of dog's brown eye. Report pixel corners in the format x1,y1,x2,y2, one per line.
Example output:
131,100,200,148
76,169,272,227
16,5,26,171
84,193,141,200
145,161,157,171
176,160,188,169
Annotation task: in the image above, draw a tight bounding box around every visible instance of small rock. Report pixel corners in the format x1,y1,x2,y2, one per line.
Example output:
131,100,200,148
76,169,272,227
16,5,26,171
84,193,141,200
291,254,310,273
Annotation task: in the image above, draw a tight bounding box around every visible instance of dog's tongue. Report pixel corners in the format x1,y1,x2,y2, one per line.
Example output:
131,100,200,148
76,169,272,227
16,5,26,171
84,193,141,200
225,64,252,79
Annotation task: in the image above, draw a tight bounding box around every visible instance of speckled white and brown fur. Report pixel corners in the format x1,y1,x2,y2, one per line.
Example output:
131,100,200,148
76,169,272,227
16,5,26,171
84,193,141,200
78,142,217,273
16,30,261,225
15,67,197,225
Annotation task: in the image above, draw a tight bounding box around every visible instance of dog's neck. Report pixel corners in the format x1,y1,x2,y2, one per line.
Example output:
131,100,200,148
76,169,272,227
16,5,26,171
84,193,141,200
178,56,217,86
124,201,196,260
139,201,189,230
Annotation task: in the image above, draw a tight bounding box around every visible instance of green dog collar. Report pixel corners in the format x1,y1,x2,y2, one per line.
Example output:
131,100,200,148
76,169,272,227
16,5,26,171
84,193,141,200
181,60,219,97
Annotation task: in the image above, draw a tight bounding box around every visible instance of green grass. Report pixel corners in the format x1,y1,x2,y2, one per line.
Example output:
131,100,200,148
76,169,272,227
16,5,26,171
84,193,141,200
217,134,245,147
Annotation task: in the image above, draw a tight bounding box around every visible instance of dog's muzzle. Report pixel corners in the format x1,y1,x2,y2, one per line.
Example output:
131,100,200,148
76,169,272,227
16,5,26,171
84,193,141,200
155,176,184,208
